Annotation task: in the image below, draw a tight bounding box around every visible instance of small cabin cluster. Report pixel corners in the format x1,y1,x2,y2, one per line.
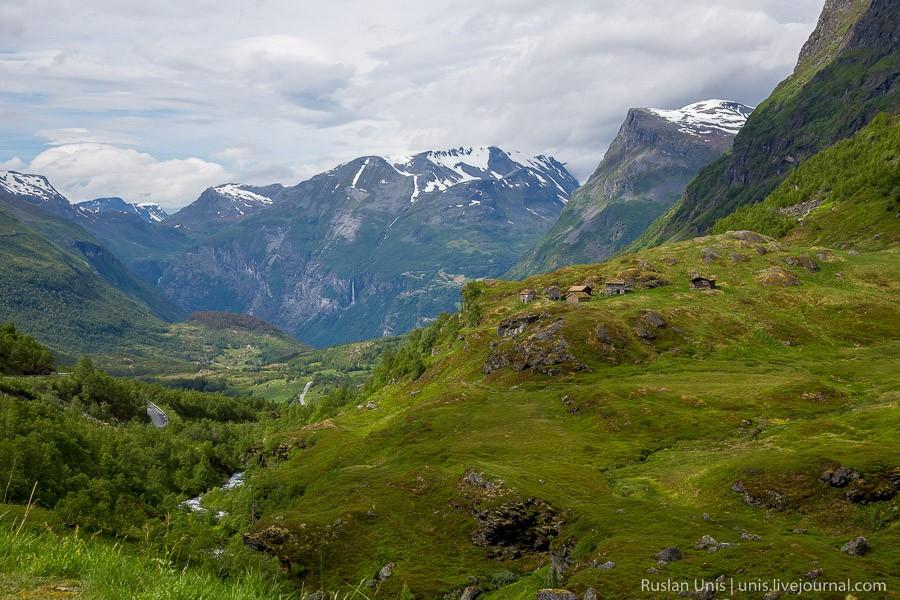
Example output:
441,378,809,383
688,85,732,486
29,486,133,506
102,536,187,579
517,274,718,304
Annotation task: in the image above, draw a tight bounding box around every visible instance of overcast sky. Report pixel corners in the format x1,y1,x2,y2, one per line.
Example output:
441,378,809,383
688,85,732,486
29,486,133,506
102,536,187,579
0,0,824,211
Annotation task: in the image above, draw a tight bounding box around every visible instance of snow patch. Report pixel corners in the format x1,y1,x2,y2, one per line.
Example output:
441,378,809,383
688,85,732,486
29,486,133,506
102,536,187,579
214,183,273,205
0,170,67,203
647,99,752,137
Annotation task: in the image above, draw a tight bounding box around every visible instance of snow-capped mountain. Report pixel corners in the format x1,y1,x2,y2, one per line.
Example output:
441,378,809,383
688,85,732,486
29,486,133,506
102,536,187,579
646,99,753,139
166,183,285,232
385,146,578,204
160,146,578,346
0,170,73,216
511,100,753,277
77,197,168,224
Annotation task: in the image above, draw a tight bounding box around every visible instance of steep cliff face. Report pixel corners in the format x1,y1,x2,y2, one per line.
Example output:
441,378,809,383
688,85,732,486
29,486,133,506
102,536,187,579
636,0,898,247
159,148,578,346
509,100,751,277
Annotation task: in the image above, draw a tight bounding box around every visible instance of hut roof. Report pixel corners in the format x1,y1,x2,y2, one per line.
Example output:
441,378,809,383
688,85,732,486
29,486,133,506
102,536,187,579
568,285,592,293
605,279,626,286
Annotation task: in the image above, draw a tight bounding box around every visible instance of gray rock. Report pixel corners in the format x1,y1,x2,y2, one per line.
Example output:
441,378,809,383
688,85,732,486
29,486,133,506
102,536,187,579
740,532,761,541
819,466,860,487
583,588,598,600
536,590,577,600
841,536,870,556
725,230,770,243
646,566,660,574
378,562,396,581
655,546,682,562
596,561,615,570
497,313,543,337
695,535,734,552
695,535,719,550
805,568,823,580
785,255,820,272
460,585,481,600
309,592,324,600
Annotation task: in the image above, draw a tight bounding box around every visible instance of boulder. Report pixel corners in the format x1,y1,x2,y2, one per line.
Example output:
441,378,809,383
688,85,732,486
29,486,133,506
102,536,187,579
583,588,598,600
725,230,770,243
755,267,801,287
695,535,719,551
460,586,481,600
596,561,615,570
731,480,788,510
805,568,823,580
740,532,761,541
378,562,396,581
700,247,721,263
845,477,898,504
695,535,734,552
536,591,577,600
242,525,292,552
730,252,749,263
634,310,666,341
841,536,870,556
819,466,860,487
497,313,544,337
484,319,586,375
655,546,682,562
785,256,820,272
471,498,560,558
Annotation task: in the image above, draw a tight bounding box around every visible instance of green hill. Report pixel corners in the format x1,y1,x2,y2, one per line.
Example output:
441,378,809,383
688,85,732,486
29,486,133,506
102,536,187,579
219,229,899,598
713,113,900,249
0,207,172,360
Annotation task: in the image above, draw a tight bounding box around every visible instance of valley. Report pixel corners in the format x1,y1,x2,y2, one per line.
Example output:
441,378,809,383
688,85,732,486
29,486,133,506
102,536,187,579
1,0,898,598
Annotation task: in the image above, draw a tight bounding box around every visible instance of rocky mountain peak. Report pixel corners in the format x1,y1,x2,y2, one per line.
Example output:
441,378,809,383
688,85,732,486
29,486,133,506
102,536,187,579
76,197,168,224
645,100,753,138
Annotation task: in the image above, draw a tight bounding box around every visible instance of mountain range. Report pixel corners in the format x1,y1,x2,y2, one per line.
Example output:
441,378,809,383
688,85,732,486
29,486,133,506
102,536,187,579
158,146,579,345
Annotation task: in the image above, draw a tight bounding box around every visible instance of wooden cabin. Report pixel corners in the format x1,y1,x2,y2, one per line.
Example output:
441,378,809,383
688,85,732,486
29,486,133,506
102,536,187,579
519,288,536,303
690,275,717,289
602,279,630,295
545,286,563,301
566,285,592,303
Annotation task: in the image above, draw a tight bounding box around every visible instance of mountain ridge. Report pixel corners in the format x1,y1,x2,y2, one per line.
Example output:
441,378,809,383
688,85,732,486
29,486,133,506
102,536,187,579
159,146,578,346
509,100,751,277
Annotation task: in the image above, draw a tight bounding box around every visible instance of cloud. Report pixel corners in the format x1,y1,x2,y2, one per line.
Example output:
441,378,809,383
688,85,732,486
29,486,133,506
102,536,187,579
1,157,26,171
0,0,825,205
27,143,228,210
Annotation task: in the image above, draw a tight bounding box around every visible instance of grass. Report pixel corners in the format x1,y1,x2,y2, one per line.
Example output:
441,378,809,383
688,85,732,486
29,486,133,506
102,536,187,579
0,511,388,599
222,233,900,598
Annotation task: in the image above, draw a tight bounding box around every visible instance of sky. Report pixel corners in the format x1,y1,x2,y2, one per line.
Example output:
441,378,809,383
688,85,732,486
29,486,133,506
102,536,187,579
0,0,825,211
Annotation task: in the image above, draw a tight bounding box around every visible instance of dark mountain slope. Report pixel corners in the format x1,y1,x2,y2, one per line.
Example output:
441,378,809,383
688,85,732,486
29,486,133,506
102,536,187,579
0,206,170,358
510,100,751,277
636,0,899,247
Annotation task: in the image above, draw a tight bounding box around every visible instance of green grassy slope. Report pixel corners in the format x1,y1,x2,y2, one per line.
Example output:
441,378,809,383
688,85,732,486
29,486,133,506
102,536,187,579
0,208,172,360
0,199,184,322
635,0,899,247
713,113,900,249
229,232,899,598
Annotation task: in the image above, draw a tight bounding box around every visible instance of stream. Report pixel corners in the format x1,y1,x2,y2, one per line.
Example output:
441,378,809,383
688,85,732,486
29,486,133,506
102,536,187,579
180,471,245,518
